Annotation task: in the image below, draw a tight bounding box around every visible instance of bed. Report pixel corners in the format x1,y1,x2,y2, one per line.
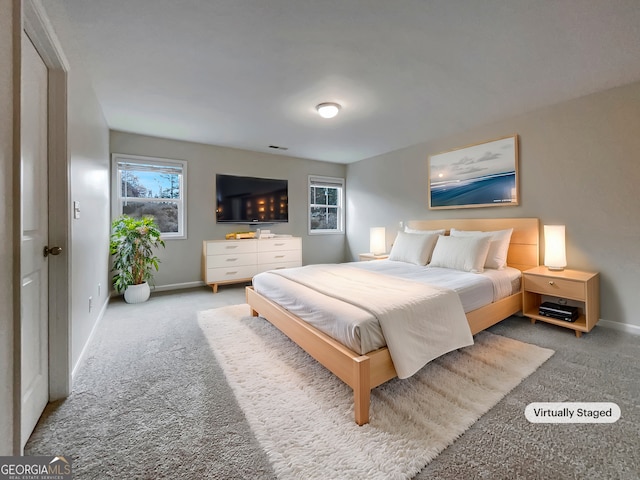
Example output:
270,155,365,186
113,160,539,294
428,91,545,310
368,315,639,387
246,218,540,425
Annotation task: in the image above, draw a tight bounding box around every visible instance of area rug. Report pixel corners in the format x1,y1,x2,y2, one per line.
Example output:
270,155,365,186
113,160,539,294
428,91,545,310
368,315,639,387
198,304,554,480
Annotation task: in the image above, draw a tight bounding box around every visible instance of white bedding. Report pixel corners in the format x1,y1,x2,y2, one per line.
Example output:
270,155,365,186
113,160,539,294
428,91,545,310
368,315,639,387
353,260,521,308
267,263,473,379
252,260,521,363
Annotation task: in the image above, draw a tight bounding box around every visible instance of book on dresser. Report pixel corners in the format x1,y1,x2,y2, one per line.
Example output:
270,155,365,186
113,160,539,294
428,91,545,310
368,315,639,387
202,237,302,293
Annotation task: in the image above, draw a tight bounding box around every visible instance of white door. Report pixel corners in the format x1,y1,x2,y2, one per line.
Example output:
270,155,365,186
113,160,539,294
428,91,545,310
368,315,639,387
21,31,51,448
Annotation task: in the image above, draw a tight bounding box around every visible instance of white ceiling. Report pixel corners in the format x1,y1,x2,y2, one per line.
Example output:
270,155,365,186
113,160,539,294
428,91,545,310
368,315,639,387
45,0,640,164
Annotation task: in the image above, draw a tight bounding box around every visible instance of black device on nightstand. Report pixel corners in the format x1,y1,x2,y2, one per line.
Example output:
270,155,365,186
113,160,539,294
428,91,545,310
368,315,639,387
538,302,579,322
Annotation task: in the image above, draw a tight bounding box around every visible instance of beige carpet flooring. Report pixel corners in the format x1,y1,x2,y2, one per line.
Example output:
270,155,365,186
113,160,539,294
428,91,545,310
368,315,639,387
199,304,554,479
25,286,640,479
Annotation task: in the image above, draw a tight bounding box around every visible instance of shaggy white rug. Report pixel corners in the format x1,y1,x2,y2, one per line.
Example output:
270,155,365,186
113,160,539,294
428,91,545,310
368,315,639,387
198,304,554,480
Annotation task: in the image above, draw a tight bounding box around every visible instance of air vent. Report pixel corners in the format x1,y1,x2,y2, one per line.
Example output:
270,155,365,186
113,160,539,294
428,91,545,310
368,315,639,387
268,145,288,151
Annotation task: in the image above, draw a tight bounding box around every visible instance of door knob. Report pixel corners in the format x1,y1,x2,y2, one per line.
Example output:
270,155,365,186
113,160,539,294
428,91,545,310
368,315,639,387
44,246,63,257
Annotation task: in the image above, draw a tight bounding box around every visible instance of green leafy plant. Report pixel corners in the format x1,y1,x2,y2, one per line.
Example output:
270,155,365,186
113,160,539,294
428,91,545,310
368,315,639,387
110,215,165,293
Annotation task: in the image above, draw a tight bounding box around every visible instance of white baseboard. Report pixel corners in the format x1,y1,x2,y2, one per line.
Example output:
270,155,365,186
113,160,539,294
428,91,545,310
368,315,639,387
109,281,207,298
72,296,110,380
152,281,206,292
598,318,640,336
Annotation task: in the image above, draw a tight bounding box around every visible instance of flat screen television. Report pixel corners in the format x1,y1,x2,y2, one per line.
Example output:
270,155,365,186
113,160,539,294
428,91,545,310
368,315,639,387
216,174,289,224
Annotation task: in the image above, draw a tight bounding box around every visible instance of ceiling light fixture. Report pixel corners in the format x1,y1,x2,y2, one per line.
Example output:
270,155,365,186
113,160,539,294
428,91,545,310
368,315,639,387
316,102,341,119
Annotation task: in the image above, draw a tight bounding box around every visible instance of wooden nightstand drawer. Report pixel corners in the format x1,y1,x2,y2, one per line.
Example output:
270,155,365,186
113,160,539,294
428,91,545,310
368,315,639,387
524,275,585,300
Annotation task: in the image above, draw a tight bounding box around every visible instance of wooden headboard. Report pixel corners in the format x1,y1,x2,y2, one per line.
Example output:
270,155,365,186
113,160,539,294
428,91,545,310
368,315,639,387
406,218,540,272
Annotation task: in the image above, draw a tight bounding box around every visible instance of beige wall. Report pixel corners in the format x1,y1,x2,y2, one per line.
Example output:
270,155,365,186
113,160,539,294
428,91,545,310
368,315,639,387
0,0,16,456
66,70,111,371
36,0,111,382
110,132,347,288
347,81,640,330
0,1,110,453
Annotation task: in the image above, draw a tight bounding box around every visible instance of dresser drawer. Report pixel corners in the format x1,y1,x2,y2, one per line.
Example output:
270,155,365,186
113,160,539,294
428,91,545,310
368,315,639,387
206,240,257,255
207,252,257,269
257,261,301,274
524,274,586,301
257,250,301,265
206,265,257,283
257,238,301,252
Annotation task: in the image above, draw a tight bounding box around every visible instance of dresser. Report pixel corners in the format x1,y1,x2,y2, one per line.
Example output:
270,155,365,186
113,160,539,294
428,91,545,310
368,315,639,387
202,237,302,293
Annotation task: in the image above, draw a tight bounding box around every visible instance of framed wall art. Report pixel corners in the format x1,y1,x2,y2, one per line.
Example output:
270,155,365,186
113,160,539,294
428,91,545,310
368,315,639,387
428,134,519,210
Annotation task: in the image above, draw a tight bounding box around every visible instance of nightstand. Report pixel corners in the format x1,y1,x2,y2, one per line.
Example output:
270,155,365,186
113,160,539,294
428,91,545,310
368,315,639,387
522,266,600,338
359,253,389,261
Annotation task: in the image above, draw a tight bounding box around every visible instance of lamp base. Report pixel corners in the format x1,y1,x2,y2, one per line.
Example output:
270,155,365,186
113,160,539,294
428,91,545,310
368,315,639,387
546,266,565,271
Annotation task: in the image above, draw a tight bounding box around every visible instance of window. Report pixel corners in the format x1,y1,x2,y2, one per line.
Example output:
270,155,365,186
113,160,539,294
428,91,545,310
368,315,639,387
112,154,187,239
308,175,344,234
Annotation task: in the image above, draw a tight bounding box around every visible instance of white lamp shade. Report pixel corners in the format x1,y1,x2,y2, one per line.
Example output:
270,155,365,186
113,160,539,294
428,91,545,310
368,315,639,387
544,225,567,270
370,227,386,255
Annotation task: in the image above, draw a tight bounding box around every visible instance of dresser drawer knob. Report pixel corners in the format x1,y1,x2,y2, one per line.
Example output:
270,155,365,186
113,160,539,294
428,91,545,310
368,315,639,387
548,281,555,285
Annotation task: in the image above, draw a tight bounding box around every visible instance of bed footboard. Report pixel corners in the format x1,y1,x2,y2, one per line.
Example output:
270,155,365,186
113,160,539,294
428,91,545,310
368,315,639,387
245,284,523,425
246,286,392,425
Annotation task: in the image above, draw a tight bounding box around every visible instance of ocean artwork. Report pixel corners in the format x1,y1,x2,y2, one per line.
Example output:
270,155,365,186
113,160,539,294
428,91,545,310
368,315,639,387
428,135,519,209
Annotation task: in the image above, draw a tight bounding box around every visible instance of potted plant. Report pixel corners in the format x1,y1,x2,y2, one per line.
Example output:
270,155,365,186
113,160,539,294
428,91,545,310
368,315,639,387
110,215,165,303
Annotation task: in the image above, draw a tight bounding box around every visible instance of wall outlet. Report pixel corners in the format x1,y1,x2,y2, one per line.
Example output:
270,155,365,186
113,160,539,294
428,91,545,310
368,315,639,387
89,296,93,312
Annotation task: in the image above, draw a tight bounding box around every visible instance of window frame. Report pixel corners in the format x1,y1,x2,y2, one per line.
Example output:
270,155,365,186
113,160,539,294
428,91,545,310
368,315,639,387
111,153,188,240
308,175,345,235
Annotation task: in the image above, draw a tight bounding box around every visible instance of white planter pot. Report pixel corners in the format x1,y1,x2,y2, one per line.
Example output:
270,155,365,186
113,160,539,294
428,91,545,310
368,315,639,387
124,282,151,304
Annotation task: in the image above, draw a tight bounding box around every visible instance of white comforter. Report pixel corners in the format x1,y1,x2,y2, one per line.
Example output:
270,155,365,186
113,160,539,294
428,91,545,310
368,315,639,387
270,264,474,379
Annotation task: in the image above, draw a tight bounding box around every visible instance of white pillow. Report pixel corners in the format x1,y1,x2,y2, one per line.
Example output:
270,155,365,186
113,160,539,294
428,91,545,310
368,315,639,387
388,231,440,266
450,228,513,270
429,235,492,273
404,227,446,236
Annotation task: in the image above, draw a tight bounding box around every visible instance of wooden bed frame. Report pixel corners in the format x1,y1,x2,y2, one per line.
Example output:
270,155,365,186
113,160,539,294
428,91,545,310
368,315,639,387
246,218,540,425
